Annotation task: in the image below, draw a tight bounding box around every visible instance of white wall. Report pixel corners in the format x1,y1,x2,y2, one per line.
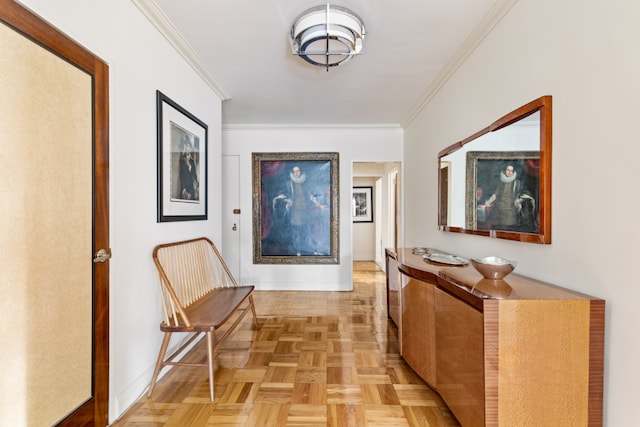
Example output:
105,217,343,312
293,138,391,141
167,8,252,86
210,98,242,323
18,0,224,422
404,0,640,424
223,126,403,290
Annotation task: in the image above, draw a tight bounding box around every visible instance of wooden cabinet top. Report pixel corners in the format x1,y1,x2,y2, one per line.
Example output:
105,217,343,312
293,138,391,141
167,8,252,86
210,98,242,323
388,248,602,312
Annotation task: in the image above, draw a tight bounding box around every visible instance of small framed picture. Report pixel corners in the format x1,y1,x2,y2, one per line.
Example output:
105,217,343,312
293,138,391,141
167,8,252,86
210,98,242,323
156,90,208,222
352,186,373,223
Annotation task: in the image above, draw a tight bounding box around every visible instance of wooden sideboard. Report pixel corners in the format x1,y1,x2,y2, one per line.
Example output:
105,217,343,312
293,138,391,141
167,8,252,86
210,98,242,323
385,248,605,427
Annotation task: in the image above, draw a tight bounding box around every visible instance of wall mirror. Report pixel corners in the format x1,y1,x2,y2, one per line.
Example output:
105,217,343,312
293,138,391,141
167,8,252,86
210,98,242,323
438,96,552,244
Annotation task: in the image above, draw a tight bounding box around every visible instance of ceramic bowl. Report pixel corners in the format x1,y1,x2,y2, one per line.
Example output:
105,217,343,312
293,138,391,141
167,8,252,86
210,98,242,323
471,256,517,280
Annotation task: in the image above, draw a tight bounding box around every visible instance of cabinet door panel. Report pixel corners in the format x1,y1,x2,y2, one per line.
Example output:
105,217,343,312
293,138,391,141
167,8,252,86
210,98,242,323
401,278,436,386
435,288,484,427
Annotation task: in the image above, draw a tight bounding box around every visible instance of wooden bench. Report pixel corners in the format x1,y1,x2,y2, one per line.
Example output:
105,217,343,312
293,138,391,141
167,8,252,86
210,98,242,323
147,237,257,401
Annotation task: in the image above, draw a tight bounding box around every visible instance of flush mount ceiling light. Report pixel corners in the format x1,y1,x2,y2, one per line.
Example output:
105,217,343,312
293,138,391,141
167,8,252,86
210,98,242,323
290,4,366,71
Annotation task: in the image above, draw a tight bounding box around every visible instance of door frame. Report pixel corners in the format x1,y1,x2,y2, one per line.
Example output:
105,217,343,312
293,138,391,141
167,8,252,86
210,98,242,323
0,1,110,425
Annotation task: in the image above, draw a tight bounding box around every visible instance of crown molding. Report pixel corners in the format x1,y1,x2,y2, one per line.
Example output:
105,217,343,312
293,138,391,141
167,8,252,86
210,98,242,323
131,0,230,100
402,0,519,128
222,123,403,131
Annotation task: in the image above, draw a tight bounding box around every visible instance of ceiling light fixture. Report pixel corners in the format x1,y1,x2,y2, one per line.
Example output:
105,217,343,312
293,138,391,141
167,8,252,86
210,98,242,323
290,4,366,71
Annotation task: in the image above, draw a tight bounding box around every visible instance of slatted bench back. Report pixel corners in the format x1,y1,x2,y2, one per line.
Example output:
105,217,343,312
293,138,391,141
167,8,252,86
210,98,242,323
153,237,237,328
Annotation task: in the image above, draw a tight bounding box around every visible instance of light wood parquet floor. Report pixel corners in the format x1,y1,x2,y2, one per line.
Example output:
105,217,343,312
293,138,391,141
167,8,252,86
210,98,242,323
111,262,460,426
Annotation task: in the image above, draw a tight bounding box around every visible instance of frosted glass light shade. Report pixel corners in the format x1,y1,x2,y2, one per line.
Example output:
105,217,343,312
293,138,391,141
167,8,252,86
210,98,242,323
290,4,366,70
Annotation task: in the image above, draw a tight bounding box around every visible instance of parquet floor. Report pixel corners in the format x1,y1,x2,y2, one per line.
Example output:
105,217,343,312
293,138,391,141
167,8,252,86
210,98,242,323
112,262,460,426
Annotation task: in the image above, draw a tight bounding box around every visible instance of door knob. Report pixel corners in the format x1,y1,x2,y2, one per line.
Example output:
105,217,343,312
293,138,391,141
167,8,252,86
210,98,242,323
93,248,112,263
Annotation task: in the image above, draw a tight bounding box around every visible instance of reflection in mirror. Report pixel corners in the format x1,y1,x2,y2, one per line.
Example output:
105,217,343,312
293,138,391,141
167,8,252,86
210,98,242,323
438,96,552,244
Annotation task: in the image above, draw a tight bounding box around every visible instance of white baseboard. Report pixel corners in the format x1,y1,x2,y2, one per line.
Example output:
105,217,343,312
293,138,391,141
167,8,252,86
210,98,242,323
110,332,204,424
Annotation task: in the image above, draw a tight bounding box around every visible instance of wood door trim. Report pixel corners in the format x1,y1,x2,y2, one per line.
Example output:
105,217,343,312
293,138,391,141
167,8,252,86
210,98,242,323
0,1,110,425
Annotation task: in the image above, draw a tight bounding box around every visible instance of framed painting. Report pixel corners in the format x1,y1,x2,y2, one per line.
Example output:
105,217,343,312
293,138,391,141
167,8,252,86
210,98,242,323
252,152,339,264
156,90,208,222
466,151,540,233
352,186,373,223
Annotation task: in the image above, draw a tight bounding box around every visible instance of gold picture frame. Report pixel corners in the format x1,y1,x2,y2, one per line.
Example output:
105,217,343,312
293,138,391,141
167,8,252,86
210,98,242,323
252,152,339,264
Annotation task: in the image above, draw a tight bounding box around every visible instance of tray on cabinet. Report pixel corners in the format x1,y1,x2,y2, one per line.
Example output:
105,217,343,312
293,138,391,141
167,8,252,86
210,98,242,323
423,253,469,266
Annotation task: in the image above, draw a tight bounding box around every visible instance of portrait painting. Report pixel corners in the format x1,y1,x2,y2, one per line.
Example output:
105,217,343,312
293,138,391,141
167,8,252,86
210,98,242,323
157,90,208,222
466,151,540,233
252,152,339,264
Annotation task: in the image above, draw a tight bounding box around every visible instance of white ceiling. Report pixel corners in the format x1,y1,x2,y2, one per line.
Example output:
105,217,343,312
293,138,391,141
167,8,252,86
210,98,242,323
137,0,509,127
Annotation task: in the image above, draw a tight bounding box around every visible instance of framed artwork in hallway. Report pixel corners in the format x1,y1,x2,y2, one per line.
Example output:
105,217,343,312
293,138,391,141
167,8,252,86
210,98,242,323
352,186,373,223
156,90,208,222
252,152,339,264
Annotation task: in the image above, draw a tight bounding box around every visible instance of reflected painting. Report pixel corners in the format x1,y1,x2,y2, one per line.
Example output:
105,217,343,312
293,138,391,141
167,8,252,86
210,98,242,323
438,95,552,244
466,151,539,233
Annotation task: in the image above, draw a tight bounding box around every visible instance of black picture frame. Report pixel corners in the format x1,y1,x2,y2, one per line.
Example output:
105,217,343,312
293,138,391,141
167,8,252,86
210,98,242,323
352,186,373,223
156,90,208,222
252,152,339,264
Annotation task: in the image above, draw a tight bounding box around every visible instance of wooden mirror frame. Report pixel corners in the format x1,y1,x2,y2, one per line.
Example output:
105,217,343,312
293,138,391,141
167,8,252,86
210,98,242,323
438,95,552,244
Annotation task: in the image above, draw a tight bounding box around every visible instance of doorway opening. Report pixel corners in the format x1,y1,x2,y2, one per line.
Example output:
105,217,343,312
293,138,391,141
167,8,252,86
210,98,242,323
352,162,401,272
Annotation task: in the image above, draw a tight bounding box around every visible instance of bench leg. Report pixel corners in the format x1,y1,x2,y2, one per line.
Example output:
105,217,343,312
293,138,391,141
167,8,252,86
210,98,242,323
249,295,258,329
206,331,215,401
148,332,172,398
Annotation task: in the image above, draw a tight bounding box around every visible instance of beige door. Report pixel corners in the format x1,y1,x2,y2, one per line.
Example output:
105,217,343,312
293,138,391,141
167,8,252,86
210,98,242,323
0,2,109,426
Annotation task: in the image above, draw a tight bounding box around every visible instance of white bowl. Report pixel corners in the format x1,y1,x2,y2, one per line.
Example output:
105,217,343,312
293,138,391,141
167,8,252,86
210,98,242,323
471,256,517,280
